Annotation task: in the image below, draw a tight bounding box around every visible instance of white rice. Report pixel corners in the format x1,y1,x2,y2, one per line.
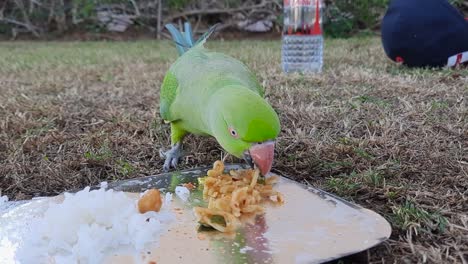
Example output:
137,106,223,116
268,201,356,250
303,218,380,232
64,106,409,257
99,181,108,189
239,246,254,254
0,195,8,206
175,186,190,202
16,184,175,264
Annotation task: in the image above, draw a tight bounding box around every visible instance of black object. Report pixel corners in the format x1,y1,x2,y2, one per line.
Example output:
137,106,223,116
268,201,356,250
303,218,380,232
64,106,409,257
381,0,468,68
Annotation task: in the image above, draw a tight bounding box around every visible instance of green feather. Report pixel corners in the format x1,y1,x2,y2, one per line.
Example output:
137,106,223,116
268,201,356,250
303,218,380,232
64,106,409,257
160,71,178,122
193,23,219,46
160,22,280,159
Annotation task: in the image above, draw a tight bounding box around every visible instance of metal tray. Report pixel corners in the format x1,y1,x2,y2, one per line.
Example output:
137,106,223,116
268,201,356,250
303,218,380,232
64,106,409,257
0,164,391,264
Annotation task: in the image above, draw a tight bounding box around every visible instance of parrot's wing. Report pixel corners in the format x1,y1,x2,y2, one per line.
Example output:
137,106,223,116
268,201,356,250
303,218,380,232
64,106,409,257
160,71,179,122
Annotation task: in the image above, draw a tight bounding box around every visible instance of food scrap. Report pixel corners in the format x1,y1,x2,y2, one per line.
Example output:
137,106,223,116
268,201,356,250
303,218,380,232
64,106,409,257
194,160,284,233
175,186,190,202
0,195,8,206
138,189,163,213
182,182,196,190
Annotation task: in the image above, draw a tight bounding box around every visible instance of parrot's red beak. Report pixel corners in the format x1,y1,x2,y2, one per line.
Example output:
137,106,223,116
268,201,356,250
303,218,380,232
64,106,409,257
248,141,275,176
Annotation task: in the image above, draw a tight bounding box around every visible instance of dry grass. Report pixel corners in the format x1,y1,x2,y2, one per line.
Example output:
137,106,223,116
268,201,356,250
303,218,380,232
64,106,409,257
0,38,467,263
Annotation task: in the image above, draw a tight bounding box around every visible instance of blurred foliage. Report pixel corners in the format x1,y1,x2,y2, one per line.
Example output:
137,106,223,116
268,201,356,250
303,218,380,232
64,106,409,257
73,0,95,18
1,0,467,39
323,0,390,38
324,0,468,38
323,4,354,38
0,0,280,38
167,0,191,10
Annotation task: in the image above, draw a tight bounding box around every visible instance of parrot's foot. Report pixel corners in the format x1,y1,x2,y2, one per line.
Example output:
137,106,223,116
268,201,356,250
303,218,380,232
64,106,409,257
159,142,183,172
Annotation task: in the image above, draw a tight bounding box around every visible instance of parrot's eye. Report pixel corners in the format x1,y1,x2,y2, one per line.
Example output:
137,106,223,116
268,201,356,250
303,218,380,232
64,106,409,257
229,127,238,138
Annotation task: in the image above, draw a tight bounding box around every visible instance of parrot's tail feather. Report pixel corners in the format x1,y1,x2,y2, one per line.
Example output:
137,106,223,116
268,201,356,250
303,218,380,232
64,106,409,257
184,22,194,46
194,23,220,46
165,22,219,56
165,23,191,56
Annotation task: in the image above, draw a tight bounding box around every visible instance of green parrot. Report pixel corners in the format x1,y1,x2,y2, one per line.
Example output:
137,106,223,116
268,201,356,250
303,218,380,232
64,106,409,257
159,22,280,176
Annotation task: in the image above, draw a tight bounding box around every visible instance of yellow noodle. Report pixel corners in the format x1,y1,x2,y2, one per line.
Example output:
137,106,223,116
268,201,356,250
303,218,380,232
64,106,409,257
194,161,284,233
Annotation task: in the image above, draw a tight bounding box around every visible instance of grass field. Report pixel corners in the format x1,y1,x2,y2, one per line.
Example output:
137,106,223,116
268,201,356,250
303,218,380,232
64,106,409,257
0,38,467,263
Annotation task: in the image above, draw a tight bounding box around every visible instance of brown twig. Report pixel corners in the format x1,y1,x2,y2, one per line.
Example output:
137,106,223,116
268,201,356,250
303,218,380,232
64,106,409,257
12,0,40,37
162,0,269,24
156,0,161,39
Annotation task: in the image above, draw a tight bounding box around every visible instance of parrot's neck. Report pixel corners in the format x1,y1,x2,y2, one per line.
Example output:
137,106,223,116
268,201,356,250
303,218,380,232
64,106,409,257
205,85,251,158
205,84,264,134
206,86,237,130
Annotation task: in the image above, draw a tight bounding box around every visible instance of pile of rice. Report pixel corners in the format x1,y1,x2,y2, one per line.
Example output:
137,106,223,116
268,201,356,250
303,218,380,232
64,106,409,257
16,183,175,264
0,195,8,206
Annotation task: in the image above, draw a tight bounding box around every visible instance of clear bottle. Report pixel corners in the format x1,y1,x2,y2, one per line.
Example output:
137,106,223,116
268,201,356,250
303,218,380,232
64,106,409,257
281,0,324,73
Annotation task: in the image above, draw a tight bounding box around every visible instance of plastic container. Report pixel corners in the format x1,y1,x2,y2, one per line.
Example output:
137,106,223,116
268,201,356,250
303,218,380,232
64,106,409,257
281,0,324,73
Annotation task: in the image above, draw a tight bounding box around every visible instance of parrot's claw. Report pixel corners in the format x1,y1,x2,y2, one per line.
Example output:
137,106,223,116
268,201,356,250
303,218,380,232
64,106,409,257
160,143,182,172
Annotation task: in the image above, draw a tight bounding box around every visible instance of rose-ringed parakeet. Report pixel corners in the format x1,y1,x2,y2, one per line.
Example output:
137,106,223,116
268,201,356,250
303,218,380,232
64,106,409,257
159,22,280,176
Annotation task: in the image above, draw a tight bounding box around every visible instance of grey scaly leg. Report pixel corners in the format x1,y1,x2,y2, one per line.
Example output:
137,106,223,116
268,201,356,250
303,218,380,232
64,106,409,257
159,142,182,172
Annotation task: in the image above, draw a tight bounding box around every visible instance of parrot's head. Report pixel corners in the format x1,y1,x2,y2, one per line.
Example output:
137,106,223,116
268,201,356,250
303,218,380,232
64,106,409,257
209,86,281,176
